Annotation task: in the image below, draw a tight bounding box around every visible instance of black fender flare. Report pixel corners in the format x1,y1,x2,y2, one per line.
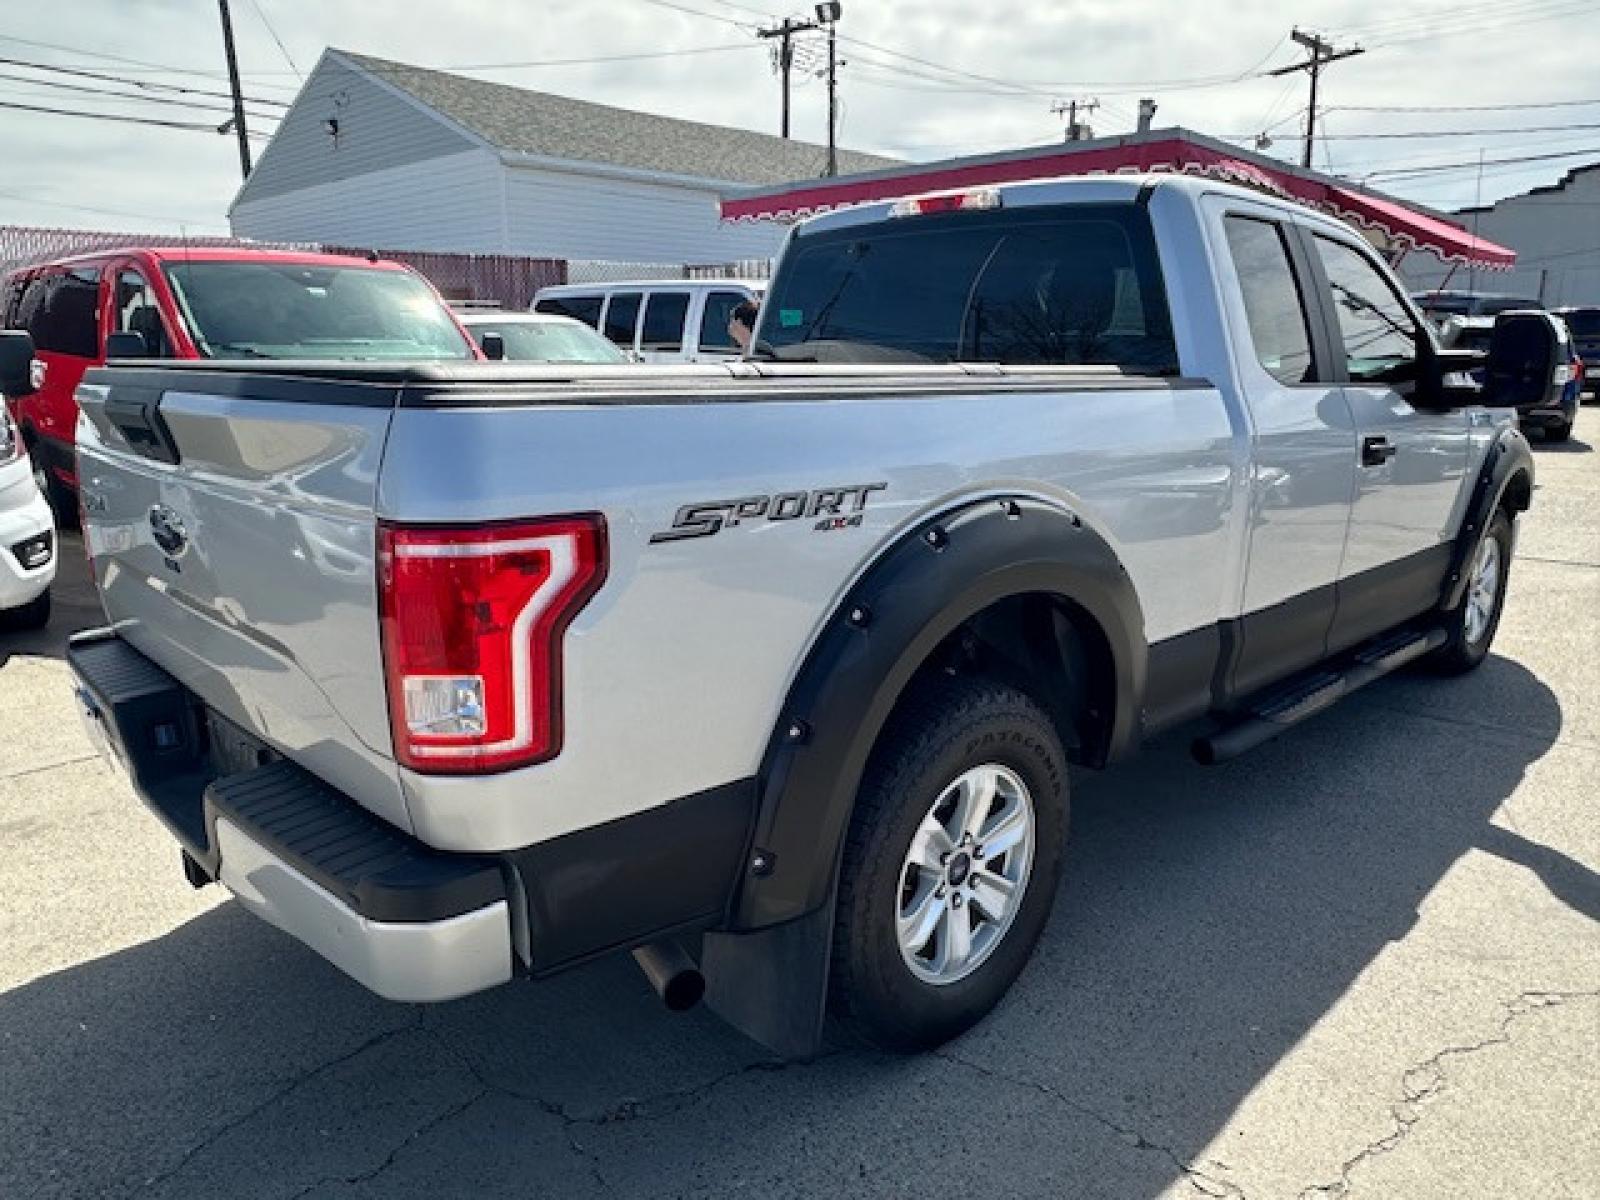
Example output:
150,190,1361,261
1441,424,1534,612
730,494,1147,932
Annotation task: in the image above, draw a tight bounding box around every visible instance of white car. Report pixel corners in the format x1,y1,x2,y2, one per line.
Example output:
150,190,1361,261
0,332,56,629
454,310,629,364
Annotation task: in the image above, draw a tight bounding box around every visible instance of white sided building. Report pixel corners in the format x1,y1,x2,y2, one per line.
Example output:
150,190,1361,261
229,49,897,264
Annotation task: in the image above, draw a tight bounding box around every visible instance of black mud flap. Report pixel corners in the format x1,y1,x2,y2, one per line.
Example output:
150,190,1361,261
700,899,835,1060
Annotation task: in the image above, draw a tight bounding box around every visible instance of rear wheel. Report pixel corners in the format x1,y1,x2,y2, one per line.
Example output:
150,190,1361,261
1547,420,1573,443
830,676,1069,1050
1431,509,1512,675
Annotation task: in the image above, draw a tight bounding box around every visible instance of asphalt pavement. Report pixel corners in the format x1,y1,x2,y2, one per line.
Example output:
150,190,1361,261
2,410,1597,1199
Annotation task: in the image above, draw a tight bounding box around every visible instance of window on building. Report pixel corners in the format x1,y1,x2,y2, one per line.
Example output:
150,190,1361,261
1224,217,1317,385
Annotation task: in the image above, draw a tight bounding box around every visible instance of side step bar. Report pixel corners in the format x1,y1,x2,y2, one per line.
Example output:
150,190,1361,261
1193,626,1447,765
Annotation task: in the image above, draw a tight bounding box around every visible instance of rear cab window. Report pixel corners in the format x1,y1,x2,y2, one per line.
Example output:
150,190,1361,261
26,267,102,359
757,204,1178,371
1223,216,1318,385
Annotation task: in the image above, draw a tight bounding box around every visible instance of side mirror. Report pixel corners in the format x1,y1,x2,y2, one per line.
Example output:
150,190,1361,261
105,331,150,359
479,331,506,361
1483,312,1562,410
0,330,37,399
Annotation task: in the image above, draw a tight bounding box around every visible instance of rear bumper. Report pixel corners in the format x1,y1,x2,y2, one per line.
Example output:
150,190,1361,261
67,629,512,1002
67,629,758,999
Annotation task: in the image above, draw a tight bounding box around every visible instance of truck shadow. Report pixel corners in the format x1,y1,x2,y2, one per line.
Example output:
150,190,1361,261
0,656,1580,1199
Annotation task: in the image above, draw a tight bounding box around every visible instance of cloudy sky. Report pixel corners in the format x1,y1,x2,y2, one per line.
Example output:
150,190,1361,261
1,0,1595,235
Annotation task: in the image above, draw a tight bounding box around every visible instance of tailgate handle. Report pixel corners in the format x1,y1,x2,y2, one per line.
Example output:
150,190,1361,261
104,385,181,465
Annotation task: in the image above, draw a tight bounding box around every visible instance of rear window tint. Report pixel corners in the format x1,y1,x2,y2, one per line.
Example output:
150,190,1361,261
1561,310,1600,337
759,205,1177,371
28,268,101,358
699,290,749,351
602,292,641,348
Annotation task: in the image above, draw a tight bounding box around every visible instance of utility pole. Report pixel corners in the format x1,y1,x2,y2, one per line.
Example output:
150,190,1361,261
825,17,838,173
1051,97,1098,142
217,0,252,178
757,16,820,139
1266,28,1363,169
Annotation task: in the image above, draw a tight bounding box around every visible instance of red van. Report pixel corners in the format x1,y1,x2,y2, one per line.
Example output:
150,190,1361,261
2,247,480,514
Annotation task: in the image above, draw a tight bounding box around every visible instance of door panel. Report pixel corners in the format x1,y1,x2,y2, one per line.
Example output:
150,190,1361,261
1305,233,1470,649
1207,201,1357,696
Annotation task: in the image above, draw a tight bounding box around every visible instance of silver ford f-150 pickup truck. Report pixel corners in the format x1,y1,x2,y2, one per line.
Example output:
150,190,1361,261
55,175,1553,1057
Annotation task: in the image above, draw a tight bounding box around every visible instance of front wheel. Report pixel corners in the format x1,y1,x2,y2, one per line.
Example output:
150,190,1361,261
830,677,1069,1050
1431,509,1512,675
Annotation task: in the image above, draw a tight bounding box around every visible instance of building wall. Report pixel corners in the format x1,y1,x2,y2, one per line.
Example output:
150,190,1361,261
231,149,508,252
502,163,785,262
1400,164,1600,307
232,52,477,207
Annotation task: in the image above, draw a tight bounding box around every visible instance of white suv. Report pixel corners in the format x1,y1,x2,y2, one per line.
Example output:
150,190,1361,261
0,332,56,629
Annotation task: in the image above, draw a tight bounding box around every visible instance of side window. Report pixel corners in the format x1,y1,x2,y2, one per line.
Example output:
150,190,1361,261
1223,216,1317,385
602,291,641,349
1312,236,1420,385
9,276,46,332
639,291,690,352
114,269,172,357
30,268,102,358
535,294,602,328
699,290,748,351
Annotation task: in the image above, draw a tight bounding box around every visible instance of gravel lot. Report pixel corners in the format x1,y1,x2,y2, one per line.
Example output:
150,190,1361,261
3,410,1596,1199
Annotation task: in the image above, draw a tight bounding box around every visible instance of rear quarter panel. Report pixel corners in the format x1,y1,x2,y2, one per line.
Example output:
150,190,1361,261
381,381,1240,852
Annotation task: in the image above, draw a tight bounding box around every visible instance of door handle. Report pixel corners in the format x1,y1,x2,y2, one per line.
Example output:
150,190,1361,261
1361,436,1397,467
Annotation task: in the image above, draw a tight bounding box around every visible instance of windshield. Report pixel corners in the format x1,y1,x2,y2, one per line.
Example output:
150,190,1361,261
467,319,628,364
756,205,1178,371
164,261,475,360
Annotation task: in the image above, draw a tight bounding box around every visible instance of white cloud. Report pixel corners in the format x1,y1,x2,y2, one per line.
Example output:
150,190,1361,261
0,0,1594,235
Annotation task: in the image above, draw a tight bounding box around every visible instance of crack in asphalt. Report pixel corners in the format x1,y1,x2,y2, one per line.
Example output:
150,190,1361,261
1296,988,1600,1200
283,1087,491,1200
935,1050,1245,1199
1516,554,1600,571
125,1018,421,1199
1,753,103,782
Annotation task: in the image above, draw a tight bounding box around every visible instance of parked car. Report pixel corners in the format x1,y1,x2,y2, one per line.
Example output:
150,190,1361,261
2,247,477,516
533,279,764,363
1440,312,1579,440
1553,306,1600,398
1413,289,1543,323
0,332,55,630
455,310,628,364
67,174,1553,1059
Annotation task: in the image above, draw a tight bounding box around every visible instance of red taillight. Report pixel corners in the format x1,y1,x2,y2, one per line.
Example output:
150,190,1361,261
377,515,607,774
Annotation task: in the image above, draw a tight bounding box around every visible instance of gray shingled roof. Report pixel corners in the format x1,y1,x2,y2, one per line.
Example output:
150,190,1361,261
339,51,900,187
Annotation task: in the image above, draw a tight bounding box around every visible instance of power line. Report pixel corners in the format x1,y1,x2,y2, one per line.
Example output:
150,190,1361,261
0,55,288,108
1265,29,1364,168
0,95,270,136
0,33,298,93
0,67,280,120
1332,97,1600,115
245,0,303,81
1366,146,1600,180
0,186,230,229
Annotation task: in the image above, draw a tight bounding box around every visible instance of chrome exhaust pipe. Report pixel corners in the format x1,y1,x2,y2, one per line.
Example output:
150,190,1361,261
632,941,705,1012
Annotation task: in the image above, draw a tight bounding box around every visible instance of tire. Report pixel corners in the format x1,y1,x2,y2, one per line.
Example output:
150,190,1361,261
830,675,1069,1050
1,588,50,632
27,443,75,529
1431,509,1512,675
1547,420,1573,443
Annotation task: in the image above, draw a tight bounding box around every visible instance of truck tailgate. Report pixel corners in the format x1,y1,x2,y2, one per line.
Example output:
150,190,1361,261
75,371,412,831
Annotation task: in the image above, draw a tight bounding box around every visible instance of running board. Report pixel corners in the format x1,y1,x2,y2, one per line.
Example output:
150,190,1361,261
1192,626,1448,765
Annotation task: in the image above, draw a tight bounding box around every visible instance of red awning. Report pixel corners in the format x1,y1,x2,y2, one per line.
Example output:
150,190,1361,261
721,134,1516,270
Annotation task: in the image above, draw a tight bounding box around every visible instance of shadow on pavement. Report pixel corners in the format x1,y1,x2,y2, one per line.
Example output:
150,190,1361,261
1,655,1583,1199
1532,434,1592,454
0,531,101,667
